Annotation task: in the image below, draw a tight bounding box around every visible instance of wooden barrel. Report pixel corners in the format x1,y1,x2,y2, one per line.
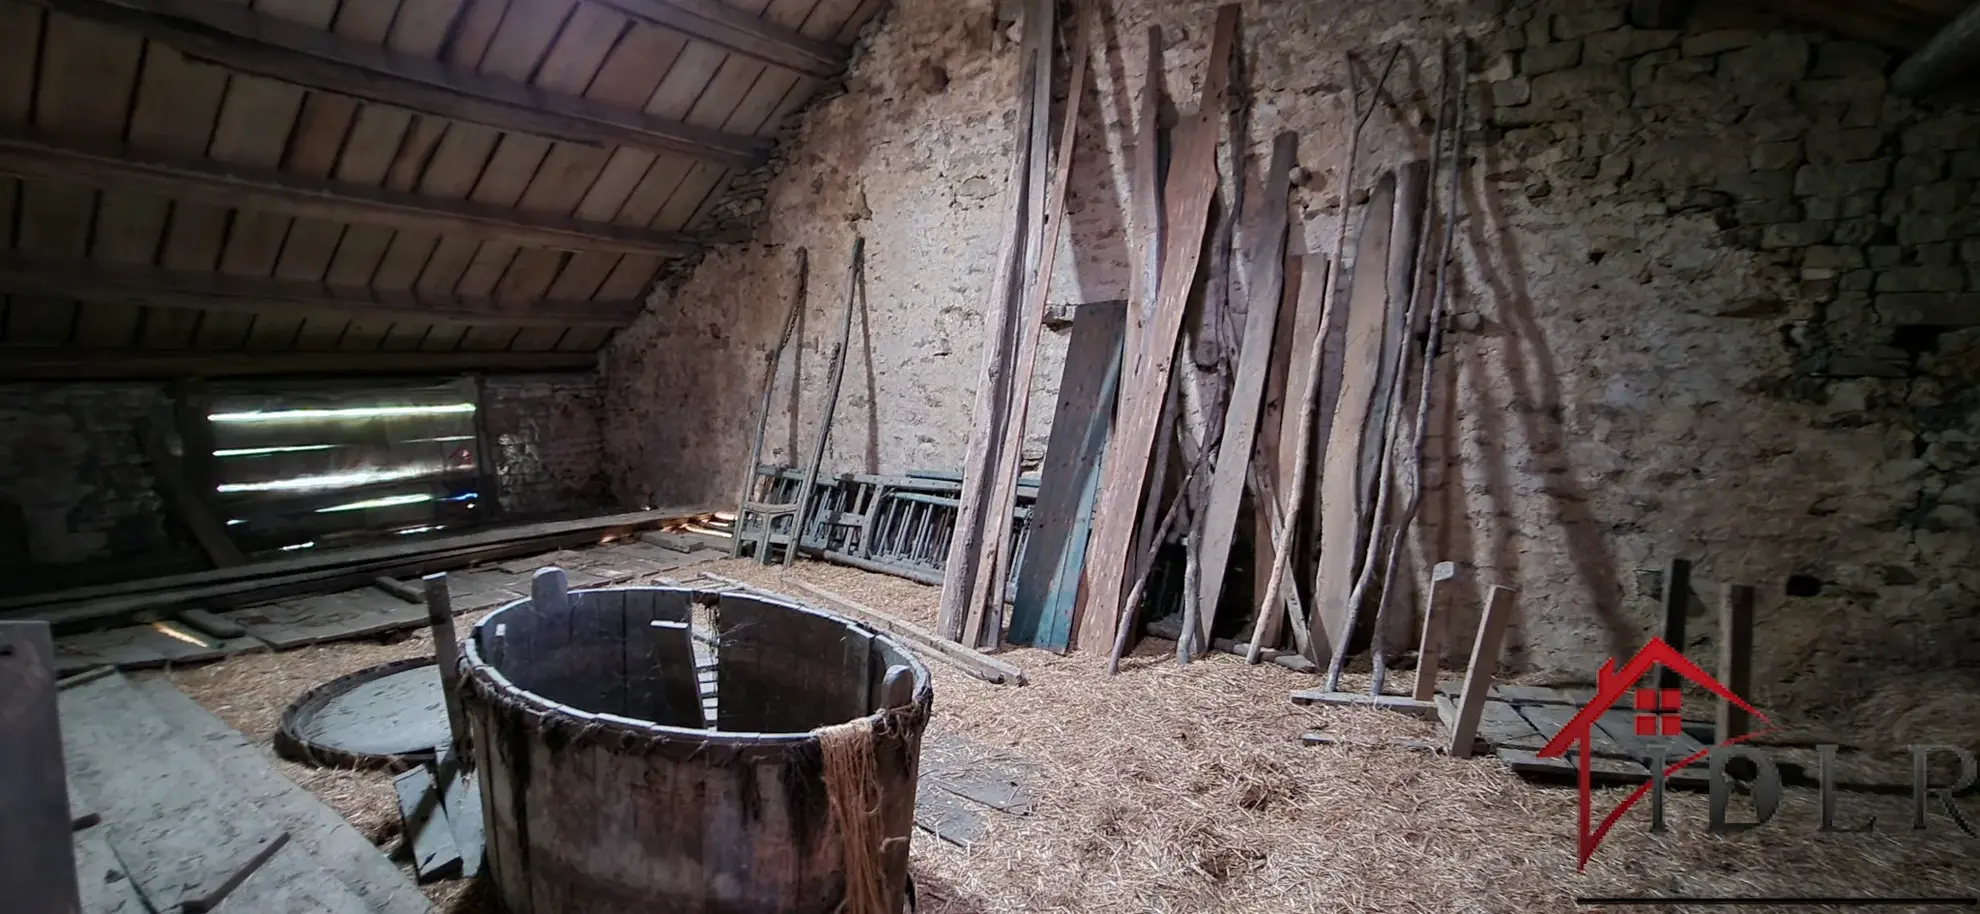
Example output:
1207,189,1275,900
457,569,931,914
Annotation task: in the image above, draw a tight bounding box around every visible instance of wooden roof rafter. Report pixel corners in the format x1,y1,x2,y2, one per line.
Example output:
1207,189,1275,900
0,347,599,380
0,254,646,329
0,129,700,257
25,0,775,167
595,0,850,77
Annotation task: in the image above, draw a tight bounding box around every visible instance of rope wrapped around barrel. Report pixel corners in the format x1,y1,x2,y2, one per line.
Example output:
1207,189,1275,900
813,705,916,914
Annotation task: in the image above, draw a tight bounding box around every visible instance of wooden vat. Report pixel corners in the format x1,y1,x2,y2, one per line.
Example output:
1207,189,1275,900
457,570,931,913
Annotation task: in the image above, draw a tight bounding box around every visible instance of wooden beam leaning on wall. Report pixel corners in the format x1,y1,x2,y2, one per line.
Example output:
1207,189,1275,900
593,0,850,78
0,348,596,381
1074,4,1240,650
0,130,698,258
30,0,772,166
0,255,643,329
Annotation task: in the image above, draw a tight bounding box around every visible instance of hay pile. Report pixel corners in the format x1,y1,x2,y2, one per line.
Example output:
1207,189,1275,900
172,557,1980,913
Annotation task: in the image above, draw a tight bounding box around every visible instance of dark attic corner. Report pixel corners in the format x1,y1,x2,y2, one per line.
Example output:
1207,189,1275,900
1,0,1977,912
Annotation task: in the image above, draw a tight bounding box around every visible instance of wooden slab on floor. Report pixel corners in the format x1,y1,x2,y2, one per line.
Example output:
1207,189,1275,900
1497,747,1712,790
1290,689,1439,719
54,623,266,674
125,675,433,914
1436,693,1549,752
227,590,430,650
59,672,293,913
919,727,1035,816
436,747,484,881
74,825,148,914
913,786,986,849
392,765,459,881
1515,702,1631,758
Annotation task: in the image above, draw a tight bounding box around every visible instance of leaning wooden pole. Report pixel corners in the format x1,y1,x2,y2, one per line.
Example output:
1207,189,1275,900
784,238,864,568
732,248,809,558
1331,46,1450,692
937,0,1049,642
1247,46,1401,664
1368,40,1469,694
975,6,1091,650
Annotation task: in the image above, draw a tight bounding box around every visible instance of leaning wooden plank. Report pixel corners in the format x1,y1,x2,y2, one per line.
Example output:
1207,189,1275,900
392,766,460,881
139,420,246,568
1312,172,1398,660
2,507,716,617
938,0,1048,643
0,129,697,257
0,622,80,914
1717,583,1756,744
1446,584,1515,759
38,0,770,165
1075,5,1239,650
57,673,290,914
435,746,484,881
772,577,1027,686
1010,301,1127,651
973,0,1088,648
1410,561,1459,702
124,675,433,914
0,254,643,327
1195,132,1297,638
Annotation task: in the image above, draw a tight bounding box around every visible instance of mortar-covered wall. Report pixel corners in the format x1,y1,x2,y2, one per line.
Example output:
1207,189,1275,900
482,373,613,518
0,382,173,568
604,0,1980,727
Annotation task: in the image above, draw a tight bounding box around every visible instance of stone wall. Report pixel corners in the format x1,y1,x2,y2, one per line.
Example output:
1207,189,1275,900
602,0,1980,727
481,373,614,518
0,383,172,568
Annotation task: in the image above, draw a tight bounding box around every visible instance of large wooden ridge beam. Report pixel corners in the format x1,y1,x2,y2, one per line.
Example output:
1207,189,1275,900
29,0,772,166
0,255,643,329
0,130,698,258
0,348,597,381
594,0,849,78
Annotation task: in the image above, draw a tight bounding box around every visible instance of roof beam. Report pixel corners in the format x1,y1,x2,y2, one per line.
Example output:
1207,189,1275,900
594,0,849,77
28,0,772,166
0,130,698,258
0,348,598,381
1893,0,1980,95
1745,0,1944,50
0,255,645,329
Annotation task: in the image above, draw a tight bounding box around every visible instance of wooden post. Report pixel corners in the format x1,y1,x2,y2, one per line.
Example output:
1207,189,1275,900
785,238,863,569
139,418,246,568
1411,561,1458,702
1447,585,1514,759
1716,583,1755,744
1659,558,1692,690
0,621,80,914
423,573,470,753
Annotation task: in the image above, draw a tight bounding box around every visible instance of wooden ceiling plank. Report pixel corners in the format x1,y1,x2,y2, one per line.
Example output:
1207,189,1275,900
830,0,884,43
138,303,203,349
192,309,256,349
292,314,353,349
592,0,847,77
456,324,521,351
0,254,643,326
506,326,566,351
323,104,416,286
443,0,508,67
0,3,42,124
454,241,520,296
556,325,611,351
644,41,731,121
652,162,725,231
802,0,866,39
588,22,689,109
545,250,618,300
276,91,363,282
434,130,550,295
414,237,479,294
36,0,772,165
531,2,624,93
253,0,340,30
16,175,97,345
131,48,233,273
209,74,309,278
388,0,466,57
0,130,704,257
419,322,469,350
0,345,597,378
376,321,431,350
495,248,564,303
594,253,662,299
332,0,403,43
336,318,393,349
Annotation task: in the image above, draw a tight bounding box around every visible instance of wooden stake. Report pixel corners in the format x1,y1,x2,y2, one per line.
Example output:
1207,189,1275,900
1659,557,1692,689
421,573,470,752
1447,584,1515,759
1716,583,1755,744
1411,561,1459,702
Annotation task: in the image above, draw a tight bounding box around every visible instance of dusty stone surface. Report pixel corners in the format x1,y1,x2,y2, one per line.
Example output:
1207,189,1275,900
0,382,171,566
603,0,1980,725
480,373,613,517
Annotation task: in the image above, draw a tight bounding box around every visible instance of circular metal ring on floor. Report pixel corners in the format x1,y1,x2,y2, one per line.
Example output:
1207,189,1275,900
275,657,450,770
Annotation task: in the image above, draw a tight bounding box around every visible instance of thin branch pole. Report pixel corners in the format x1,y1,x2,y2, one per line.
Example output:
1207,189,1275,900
1246,45,1400,665
1330,41,1451,691
785,238,864,568
732,248,808,558
1369,40,1468,695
